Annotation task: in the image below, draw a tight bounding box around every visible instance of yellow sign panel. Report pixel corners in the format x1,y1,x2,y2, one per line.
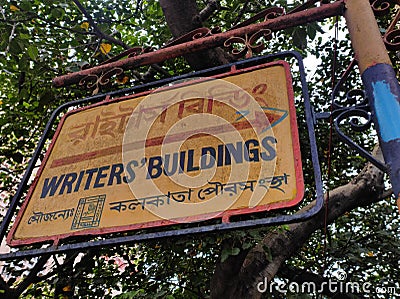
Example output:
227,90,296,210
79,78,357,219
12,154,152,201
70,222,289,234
8,62,304,246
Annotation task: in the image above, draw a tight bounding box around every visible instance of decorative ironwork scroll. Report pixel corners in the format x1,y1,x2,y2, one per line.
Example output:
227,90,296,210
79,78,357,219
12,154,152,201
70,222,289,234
79,67,124,95
230,7,285,30
52,1,345,89
52,0,400,93
164,27,222,47
100,46,155,64
314,59,387,171
369,0,399,16
383,9,400,50
224,29,273,59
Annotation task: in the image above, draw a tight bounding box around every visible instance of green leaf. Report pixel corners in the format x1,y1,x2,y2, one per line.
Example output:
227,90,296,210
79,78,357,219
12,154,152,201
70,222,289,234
231,247,240,256
20,89,29,99
292,27,307,50
51,7,65,19
221,248,230,263
27,45,38,60
242,242,253,250
221,247,241,262
249,230,261,239
307,24,317,40
9,41,23,54
19,1,32,11
39,90,54,107
19,33,31,40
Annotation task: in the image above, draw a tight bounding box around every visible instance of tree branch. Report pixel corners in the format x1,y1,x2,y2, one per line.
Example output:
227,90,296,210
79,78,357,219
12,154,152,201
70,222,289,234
72,0,130,50
71,0,170,80
5,21,18,56
211,147,386,298
4,5,96,37
197,0,220,22
160,0,231,70
14,255,51,297
232,1,251,26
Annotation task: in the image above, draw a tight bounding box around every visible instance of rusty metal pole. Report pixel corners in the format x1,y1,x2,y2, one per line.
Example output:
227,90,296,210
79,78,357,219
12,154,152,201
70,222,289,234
52,1,345,87
345,0,400,210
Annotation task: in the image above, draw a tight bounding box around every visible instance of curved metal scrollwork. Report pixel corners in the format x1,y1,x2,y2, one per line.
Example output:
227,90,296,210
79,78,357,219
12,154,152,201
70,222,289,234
164,27,221,48
333,89,372,135
383,10,400,50
332,92,386,171
384,29,400,50
338,90,372,132
126,47,154,58
192,27,222,40
263,7,285,21
79,67,124,95
332,89,368,109
335,105,372,133
369,0,392,16
230,7,284,30
224,29,272,59
316,60,387,171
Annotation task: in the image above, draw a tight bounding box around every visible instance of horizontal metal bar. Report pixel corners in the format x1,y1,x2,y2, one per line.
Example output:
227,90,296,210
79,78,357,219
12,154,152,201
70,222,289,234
0,200,323,261
52,1,345,88
314,112,332,120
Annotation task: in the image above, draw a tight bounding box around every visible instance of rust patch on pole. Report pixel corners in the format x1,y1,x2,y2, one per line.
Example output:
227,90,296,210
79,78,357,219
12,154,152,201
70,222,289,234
53,1,345,88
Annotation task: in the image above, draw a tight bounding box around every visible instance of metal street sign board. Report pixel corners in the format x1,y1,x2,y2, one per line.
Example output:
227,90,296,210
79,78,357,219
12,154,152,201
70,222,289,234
8,61,304,246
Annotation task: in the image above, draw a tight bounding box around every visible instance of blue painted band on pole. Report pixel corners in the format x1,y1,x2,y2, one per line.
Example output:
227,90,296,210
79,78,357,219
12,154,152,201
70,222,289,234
372,81,400,142
362,63,400,196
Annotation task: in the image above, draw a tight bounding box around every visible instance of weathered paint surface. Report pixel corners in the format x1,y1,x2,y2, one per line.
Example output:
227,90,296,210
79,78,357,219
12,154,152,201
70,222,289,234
372,80,400,142
344,0,392,73
362,63,400,200
8,62,304,246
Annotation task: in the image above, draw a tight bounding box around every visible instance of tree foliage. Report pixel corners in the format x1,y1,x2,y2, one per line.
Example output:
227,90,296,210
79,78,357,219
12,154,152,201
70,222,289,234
0,0,399,298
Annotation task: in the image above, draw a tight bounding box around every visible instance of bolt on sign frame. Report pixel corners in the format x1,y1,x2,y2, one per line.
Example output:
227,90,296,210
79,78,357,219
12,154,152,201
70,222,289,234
0,52,324,260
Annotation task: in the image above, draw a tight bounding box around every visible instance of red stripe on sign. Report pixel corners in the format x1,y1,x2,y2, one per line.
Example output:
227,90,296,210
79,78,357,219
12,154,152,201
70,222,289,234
50,112,282,168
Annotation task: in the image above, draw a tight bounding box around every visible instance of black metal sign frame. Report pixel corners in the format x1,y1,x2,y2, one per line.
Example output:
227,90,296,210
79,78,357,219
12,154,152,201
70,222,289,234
0,51,323,260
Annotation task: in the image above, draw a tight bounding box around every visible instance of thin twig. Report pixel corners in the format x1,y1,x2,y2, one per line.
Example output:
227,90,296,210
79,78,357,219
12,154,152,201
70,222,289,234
72,0,130,49
232,1,251,26
14,255,51,296
5,22,19,55
3,5,96,37
1,7,6,21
